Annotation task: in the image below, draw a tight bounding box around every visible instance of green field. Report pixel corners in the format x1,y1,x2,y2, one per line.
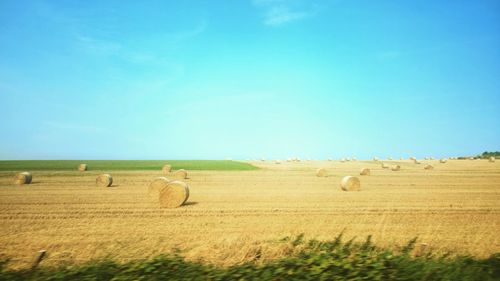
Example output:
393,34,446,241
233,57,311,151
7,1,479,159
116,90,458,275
0,160,258,171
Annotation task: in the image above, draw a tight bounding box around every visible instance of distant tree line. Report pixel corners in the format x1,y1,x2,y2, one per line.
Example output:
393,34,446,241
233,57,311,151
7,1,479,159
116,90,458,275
480,151,500,159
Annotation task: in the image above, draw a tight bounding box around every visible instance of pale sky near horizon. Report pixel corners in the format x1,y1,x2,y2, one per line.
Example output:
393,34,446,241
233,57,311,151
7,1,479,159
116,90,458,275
1,0,499,160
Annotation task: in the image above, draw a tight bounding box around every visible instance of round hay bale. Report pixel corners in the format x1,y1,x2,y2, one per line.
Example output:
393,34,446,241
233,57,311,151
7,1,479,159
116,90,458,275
148,177,172,197
316,168,328,177
352,157,357,161
174,169,188,179
490,157,496,163
439,159,447,163
400,157,404,160
391,165,401,171
340,158,346,163
381,163,389,169
96,174,113,187
158,181,190,208
360,168,370,176
78,164,87,172
14,172,32,185
162,164,172,174
275,160,281,164
424,164,434,170
340,176,361,191
373,157,379,161
410,156,416,161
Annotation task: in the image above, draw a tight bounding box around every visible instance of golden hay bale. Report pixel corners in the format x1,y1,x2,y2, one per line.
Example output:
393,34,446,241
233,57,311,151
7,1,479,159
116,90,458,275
316,168,328,177
439,159,447,163
158,181,190,208
490,157,496,163
424,164,434,170
78,164,87,172
96,174,113,187
162,164,172,174
391,165,401,171
381,163,389,169
340,158,346,163
148,177,172,197
360,168,371,176
275,160,281,164
352,157,357,161
400,157,404,160
340,176,361,191
410,156,416,161
373,157,379,161
14,172,32,185
469,157,474,160
174,169,188,179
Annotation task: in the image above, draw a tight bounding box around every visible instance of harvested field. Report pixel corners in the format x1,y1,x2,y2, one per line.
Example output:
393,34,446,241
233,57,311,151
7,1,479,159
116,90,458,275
0,159,499,269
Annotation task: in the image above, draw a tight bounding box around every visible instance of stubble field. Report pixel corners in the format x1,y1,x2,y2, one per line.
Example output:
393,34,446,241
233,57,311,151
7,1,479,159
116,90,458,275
0,159,499,269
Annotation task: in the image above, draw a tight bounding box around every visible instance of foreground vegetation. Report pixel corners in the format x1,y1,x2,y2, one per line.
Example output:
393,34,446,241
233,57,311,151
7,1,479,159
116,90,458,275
1,235,498,281
0,160,257,171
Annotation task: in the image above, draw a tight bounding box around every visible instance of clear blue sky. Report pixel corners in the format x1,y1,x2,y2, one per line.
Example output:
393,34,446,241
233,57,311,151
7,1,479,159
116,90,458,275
1,0,499,160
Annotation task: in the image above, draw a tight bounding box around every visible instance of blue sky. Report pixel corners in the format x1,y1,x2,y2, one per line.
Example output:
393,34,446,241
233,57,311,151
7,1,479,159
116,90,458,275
1,0,499,160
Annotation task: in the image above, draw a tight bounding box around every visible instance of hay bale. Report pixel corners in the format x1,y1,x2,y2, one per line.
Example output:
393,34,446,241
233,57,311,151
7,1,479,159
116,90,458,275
360,168,370,176
381,163,389,169
174,169,188,179
162,164,172,174
148,177,172,197
439,159,447,163
490,157,496,163
316,168,328,177
158,180,190,208
275,160,281,164
340,158,346,163
14,172,32,185
391,165,401,171
400,157,404,160
340,176,361,191
373,157,379,161
424,164,434,170
96,174,113,187
410,157,416,161
78,164,87,172
352,157,357,161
